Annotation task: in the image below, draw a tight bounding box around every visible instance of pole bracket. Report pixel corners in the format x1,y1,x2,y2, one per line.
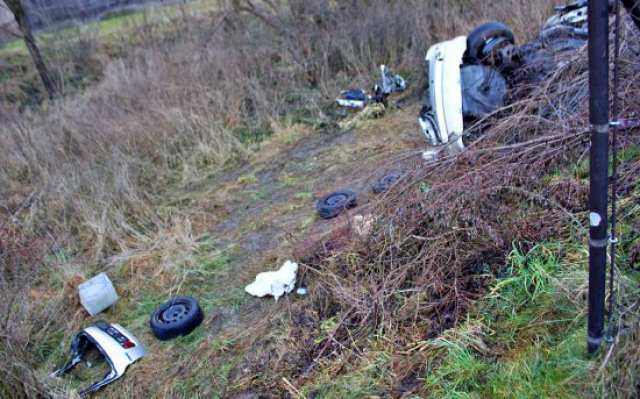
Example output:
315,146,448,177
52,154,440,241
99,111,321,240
587,335,603,346
592,123,609,133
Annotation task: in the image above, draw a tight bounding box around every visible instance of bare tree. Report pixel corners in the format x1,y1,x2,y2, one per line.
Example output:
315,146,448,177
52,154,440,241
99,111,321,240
3,0,58,99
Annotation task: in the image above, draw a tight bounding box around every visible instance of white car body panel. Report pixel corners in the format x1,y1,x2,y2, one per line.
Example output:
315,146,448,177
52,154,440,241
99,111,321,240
336,98,366,108
84,324,146,376
53,321,146,395
423,36,466,145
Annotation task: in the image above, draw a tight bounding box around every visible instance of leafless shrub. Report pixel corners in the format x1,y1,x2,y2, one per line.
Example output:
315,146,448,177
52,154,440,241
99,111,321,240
295,18,640,388
0,224,69,398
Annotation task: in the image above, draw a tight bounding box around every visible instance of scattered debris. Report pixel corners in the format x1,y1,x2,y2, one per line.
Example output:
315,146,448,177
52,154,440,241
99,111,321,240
375,64,406,96
336,64,406,114
296,287,308,296
542,0,587,40
150,297,204,341
516,1,588,84
78,272,119,316
53,320,146,396
245,260,298,301
352,214,375,238
317,190,357,219
372,172,400,194
336,88,368,109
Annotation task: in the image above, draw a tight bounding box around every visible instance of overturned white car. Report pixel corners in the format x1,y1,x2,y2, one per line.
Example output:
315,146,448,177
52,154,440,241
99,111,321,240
418,1,588,157
418,22,513,156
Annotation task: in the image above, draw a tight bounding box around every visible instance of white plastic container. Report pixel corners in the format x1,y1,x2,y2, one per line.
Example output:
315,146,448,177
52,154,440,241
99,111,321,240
78,273,119,316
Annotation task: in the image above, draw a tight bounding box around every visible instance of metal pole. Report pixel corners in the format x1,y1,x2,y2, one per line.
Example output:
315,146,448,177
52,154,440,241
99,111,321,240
587,0,610,354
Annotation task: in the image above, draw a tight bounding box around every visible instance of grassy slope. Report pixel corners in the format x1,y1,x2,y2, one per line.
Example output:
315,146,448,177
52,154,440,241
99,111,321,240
1,1,640,398
43,109,637,398
33,107,425,398
289,185,640,398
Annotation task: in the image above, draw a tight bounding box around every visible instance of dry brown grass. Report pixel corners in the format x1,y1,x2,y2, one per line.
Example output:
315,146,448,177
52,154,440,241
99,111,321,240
3,0,639,397
1,0,557,257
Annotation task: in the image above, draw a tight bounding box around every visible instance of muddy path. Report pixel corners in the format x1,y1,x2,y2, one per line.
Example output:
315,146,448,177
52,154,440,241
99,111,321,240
180,107,424,258
115,105,427,397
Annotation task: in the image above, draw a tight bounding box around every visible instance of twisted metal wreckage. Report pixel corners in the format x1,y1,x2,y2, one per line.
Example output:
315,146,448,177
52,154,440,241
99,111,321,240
418,1,589,158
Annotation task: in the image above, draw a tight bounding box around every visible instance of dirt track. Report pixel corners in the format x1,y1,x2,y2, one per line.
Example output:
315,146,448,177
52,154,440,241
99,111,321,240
120,104,427,396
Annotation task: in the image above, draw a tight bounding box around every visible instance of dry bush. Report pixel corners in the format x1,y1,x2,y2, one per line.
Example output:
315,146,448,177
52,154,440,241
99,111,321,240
294,15,640,390
0,224,69,398
601,327,640,398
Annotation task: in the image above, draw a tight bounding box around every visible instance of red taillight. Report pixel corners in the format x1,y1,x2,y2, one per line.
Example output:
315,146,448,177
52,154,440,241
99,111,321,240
121,341,136,349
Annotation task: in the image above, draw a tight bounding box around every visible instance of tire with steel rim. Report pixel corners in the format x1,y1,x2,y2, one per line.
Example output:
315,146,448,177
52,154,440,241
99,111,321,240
466,21,515,63
150,297,203,341
372,172,400,194
317,190,357,219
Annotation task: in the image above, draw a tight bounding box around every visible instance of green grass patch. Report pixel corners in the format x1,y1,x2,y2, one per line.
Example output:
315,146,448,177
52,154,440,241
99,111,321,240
235,122,274,146
424,241,593,398
201,253,230,273
299,216,315,229
120,289,166,326
246,189,270,201
294,191,314,201
35,326,68,364
425,329,590,399
278,173,305,187
237,174,259,184
240,218,269,233
277,203,301,215
171,327,204,346
283,131,303,145
218,285,251,308
301,347,394,398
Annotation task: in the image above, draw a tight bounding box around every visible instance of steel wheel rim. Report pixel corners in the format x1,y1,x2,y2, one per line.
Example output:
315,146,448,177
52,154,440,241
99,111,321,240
161,303,189,323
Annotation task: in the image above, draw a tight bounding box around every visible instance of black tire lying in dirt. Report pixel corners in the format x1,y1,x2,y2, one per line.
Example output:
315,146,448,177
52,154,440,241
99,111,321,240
466,21,515,63
372,172,400,194
150,297,203,341
317,190,357,219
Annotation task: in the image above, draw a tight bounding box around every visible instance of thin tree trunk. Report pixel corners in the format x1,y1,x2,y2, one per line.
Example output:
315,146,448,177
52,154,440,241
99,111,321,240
5,0,58,100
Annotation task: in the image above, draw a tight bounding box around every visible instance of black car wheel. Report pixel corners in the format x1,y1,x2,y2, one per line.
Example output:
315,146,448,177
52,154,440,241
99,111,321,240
150,297,203,341
466,22,515,63
317,190,357,219
372,172,400,194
